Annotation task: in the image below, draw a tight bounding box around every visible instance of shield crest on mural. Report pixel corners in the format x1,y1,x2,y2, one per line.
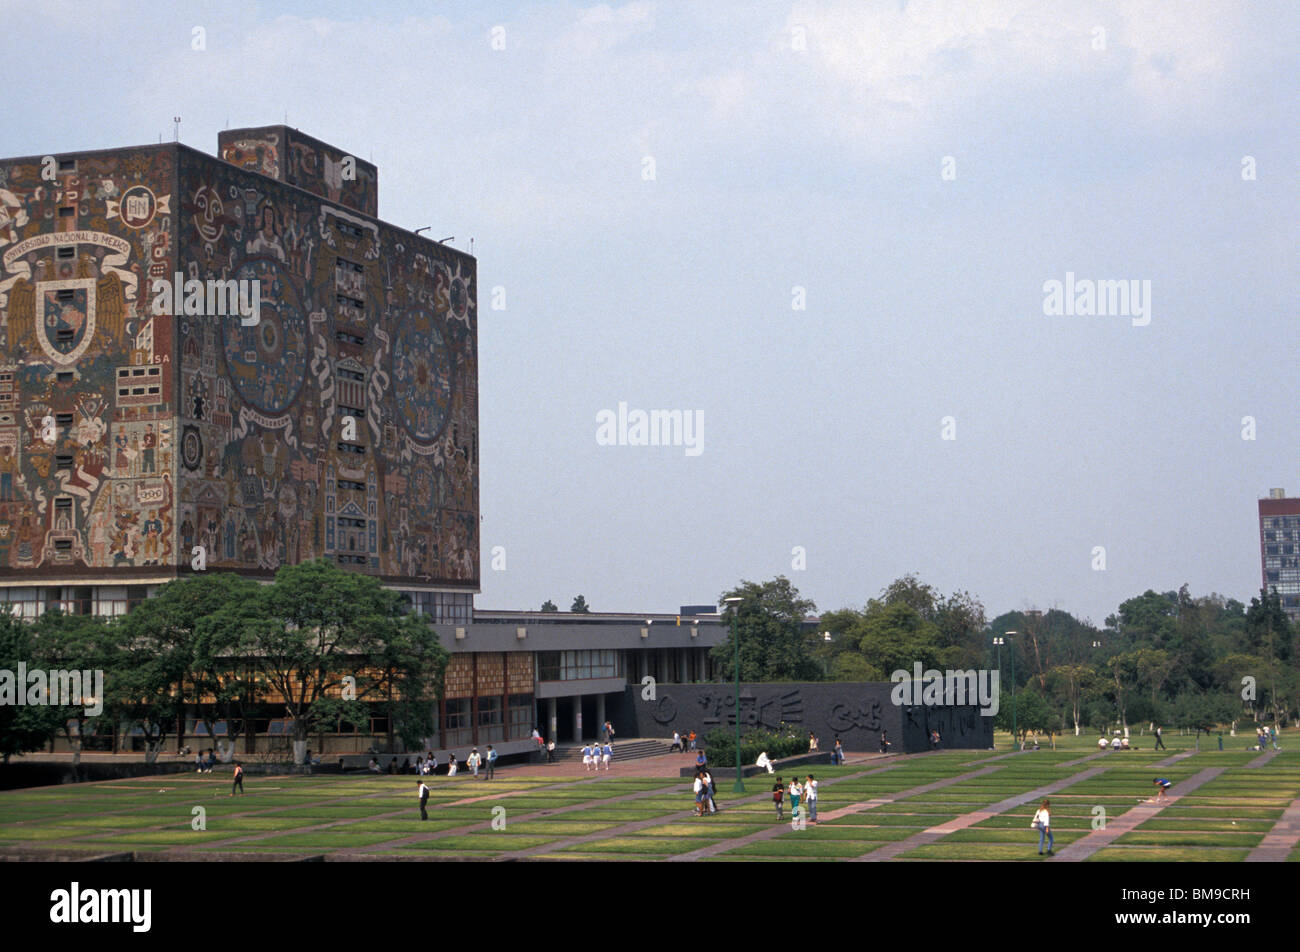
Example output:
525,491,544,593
35,278,97,366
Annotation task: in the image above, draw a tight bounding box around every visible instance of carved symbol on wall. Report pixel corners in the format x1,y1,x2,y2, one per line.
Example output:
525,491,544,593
649,694,677,724
828,697,883,733
697,689,803,729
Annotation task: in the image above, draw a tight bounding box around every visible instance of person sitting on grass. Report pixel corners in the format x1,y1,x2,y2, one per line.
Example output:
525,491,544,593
1098,735,1109,750
1120,737,1130,750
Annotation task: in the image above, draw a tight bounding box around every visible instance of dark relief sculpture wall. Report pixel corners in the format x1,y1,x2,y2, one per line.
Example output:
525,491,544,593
611,682,993,753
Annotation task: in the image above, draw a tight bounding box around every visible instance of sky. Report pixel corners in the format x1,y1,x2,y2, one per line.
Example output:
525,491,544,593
3,0,1297,626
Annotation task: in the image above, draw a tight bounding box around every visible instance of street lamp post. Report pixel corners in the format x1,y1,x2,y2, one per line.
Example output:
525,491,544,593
993,636,1004,749
1005,631,1018,749
723,596,745,793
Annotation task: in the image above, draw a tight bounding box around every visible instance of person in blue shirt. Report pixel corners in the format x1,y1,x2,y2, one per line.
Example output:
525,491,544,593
601,743,612,771
1153,778,1172,800
582,744,594,772
695,750,706,770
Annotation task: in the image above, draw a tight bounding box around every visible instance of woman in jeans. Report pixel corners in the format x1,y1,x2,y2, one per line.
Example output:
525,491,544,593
1032,799,1054,856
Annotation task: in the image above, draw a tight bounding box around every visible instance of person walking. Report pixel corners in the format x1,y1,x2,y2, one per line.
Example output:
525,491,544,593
693,771,706,817
467,748,481,777
833,739,844,766
789,777,802,820
703,770,717,814
418,779,430,820
879,731,891,754
581,742,593,772
546,740,556,763
773,776,785,820
601,741,612,771
230,762,244,797
485,745,497,780
670,730,682,753
805,774,818,824
688,730,697,751
1032,799,1054,856
1270,725,1280,750
447,753,459,776
1153,726,1166,750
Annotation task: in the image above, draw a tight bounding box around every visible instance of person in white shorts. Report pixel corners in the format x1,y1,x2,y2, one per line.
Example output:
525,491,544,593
601,742,612,770
582,744,593,772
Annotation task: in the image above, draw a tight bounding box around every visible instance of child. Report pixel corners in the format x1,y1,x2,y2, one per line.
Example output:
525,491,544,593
773,776,785,820
1153,778,1172,801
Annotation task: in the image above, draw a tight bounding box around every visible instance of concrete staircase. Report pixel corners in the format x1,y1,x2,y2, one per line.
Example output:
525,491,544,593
550,739,673,762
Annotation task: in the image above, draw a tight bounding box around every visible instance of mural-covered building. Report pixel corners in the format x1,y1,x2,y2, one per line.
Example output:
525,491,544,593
0,126,479,622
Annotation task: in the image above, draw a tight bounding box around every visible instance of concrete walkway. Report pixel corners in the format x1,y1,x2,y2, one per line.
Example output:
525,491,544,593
852,762,1112,862
1054,767,1225,862
1245,795,1300,861
491,760,912,861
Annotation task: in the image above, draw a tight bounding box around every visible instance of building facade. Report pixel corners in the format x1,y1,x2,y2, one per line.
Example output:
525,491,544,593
1259,488,1300,621
0,127,478,623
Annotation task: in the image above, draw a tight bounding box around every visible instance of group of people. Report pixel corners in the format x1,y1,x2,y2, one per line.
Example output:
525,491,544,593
373,746,499,779
692,767,718,815
1098,731,1134,751
1255,726,1281,751
771,774,819,823
582,741,614,771
669,730,698,753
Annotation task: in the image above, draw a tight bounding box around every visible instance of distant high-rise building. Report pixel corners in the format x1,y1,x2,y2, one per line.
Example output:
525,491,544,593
1258,488,1300,620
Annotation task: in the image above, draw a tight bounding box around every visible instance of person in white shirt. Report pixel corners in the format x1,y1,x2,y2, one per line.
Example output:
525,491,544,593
467,748,481,776
804,774,819,823
1031,799,1054,856
693,772,706,816
417,780,430,821
1110,735,1122,751
702,770,716,813
1097,735,1109,750
755,751,774,774
447,753,458,776
789,778,803,819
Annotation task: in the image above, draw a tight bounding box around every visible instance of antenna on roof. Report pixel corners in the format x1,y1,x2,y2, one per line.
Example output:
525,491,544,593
173,117,182,142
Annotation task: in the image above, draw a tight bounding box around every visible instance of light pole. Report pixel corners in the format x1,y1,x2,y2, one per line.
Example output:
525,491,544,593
723,596,745,793
1005,631,1018,749
993,636,1004,749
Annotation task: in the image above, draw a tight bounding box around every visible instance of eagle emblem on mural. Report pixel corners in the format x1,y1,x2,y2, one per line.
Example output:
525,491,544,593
7,270,125,365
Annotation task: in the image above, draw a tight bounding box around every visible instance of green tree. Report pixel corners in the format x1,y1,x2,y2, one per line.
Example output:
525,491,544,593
570,595,590,614
30,609,122,774
711,577,819,682
540,600,558,613
0,609,63,763
217,559,448,763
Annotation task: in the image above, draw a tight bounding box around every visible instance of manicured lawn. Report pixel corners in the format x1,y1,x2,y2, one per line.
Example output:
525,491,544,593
1,752,1293,862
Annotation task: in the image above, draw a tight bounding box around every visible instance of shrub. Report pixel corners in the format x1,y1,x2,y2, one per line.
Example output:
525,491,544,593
701,722,806,765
